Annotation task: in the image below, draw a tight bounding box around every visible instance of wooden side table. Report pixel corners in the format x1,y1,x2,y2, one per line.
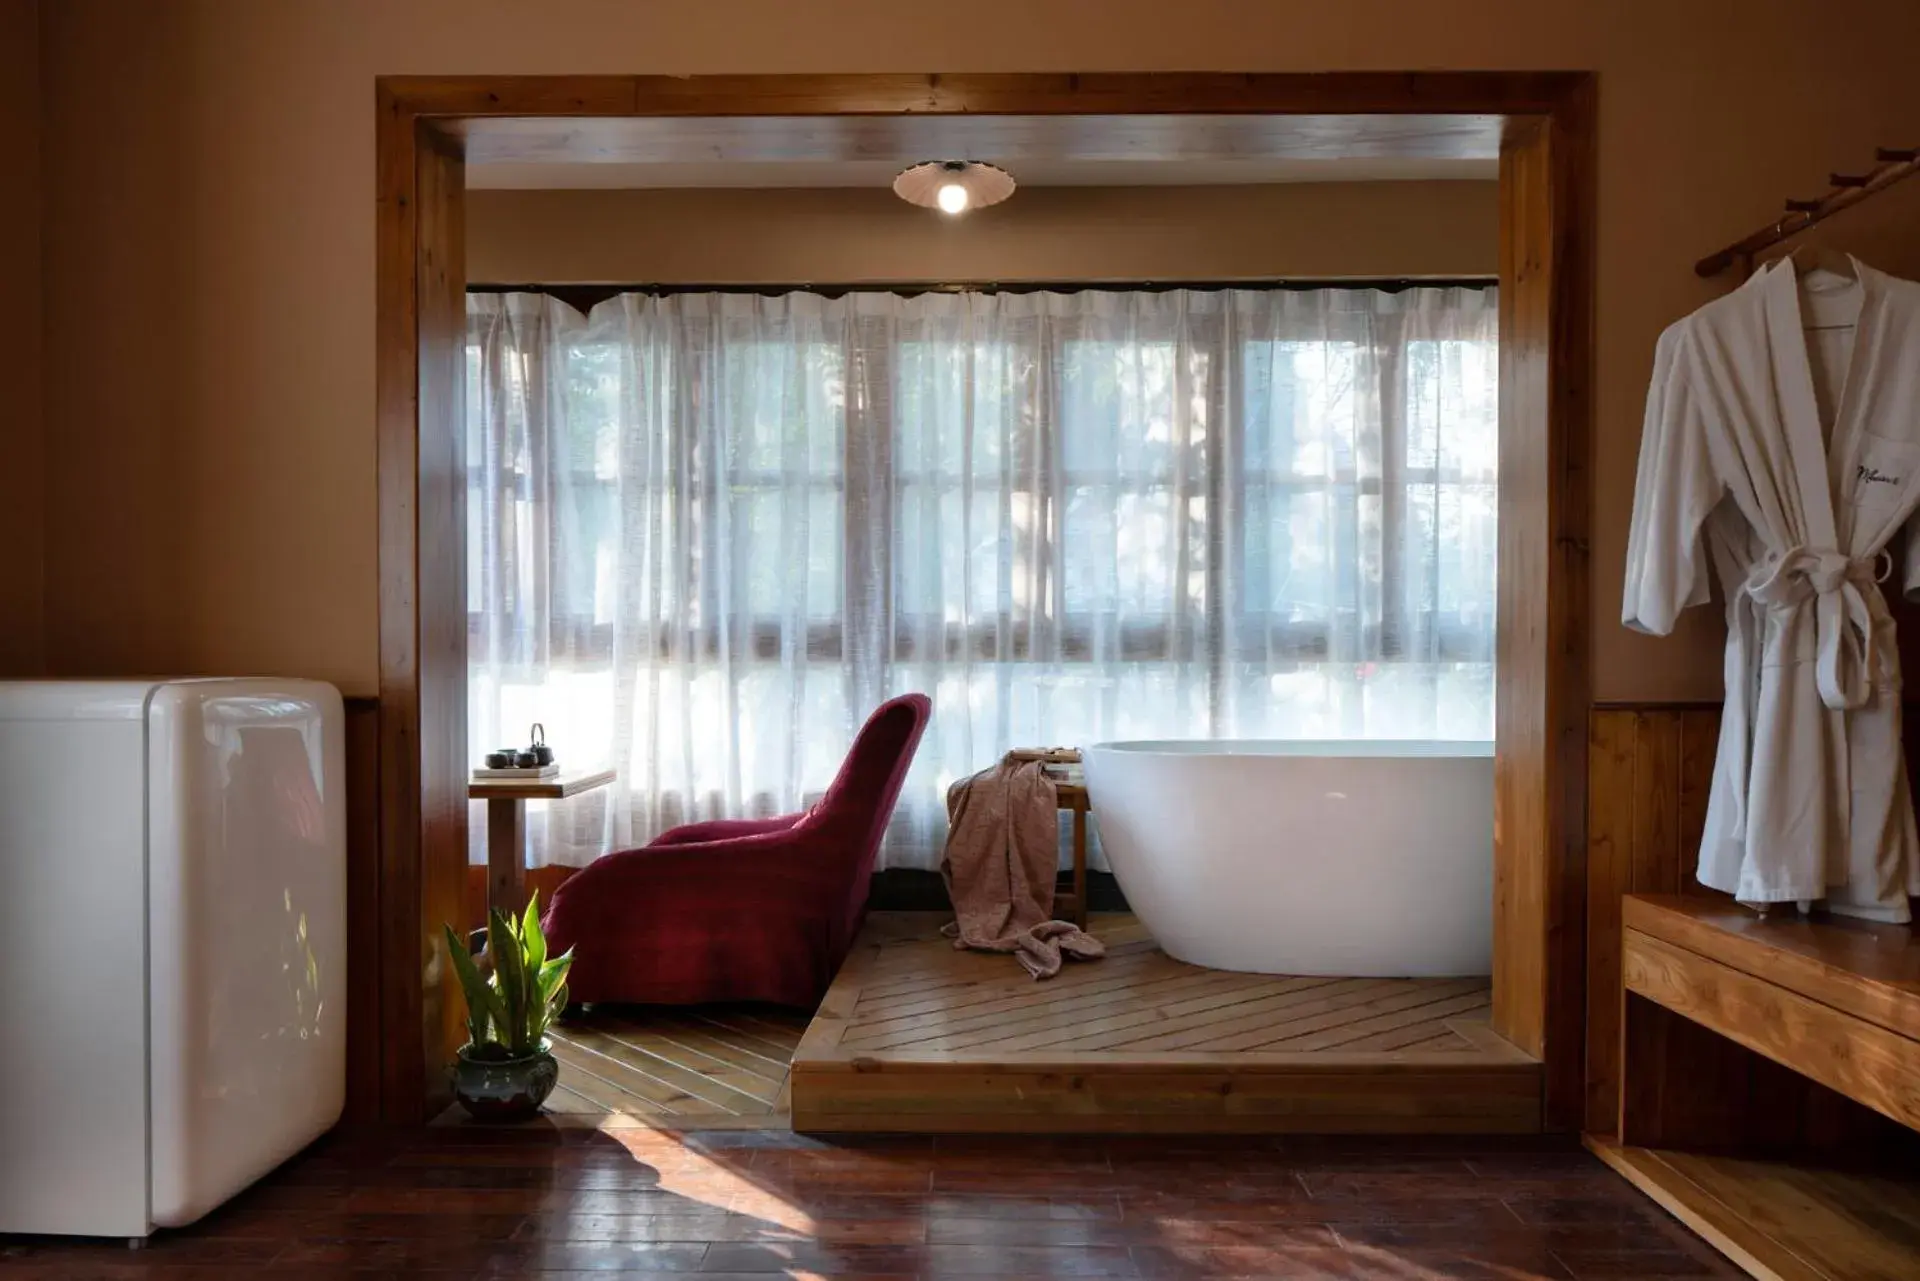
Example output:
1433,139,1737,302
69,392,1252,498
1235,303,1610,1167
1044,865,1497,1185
1053,769,1090,929
468,769,615,920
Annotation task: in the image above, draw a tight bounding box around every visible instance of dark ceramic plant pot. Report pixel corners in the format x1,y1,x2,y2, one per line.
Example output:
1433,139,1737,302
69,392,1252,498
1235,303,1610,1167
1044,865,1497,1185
451,1041,559,1121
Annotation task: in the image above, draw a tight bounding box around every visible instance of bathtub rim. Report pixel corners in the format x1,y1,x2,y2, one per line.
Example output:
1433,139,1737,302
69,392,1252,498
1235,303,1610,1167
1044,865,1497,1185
1086,738,1495,760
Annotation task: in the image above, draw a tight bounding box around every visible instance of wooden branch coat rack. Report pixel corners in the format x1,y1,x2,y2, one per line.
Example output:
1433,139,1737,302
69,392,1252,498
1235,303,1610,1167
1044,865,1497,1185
1696,146,1920,278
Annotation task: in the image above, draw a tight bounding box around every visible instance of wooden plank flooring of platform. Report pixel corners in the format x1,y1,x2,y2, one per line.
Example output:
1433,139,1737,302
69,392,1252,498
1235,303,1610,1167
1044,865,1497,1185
791,913,1541,1134
533,1006,807,1129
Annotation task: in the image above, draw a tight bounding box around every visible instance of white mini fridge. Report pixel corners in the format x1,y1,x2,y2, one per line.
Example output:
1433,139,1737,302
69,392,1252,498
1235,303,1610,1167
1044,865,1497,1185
0,679,346,1238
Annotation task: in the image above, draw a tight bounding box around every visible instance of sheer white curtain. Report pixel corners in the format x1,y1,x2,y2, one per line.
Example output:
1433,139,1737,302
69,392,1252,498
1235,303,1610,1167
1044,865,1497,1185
467,286,1497,871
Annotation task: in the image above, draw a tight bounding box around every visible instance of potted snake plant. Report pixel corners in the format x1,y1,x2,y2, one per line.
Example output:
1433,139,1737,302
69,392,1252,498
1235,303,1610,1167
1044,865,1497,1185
443,894,573,1120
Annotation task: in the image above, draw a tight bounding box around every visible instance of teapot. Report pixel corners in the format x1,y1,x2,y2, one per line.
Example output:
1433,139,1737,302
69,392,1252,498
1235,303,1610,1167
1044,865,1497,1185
485,723,555,770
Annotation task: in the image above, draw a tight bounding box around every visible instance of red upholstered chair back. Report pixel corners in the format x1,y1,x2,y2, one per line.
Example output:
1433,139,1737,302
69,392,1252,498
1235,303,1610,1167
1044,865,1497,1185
801,692,932,951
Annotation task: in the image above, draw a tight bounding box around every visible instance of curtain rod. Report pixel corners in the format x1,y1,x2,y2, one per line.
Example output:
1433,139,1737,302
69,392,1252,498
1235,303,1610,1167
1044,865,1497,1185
468,277,1497,311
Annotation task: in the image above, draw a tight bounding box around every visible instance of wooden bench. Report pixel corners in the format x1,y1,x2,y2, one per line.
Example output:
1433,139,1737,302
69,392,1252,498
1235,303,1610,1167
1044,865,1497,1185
1589,894,1920,1281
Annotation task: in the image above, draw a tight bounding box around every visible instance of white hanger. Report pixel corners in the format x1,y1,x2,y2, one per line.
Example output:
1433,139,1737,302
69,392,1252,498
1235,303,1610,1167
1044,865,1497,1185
1786,244,1862,336
1787,243,1858,282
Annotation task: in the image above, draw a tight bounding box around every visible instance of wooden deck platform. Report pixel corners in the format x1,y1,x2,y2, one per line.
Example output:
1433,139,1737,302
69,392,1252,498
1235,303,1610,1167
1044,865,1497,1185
790,913,1541,1134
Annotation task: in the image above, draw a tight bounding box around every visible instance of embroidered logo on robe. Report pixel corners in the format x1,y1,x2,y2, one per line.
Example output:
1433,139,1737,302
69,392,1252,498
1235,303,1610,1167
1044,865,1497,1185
1857,465,1902,487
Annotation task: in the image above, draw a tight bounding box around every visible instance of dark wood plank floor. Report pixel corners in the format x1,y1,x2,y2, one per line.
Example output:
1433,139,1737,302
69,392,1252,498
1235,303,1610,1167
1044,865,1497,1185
0,1127,1736,1279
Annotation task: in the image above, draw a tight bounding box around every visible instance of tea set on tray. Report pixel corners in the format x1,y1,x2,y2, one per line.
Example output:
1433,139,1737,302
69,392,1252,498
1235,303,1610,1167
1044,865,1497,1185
474,723,559,779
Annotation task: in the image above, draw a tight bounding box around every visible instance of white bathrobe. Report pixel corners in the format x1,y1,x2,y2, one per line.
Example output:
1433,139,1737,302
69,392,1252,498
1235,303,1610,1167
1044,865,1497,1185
1623,257,1920,922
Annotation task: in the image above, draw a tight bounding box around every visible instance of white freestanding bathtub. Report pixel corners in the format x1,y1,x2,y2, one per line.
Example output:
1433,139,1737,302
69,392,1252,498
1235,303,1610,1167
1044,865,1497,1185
1083,740,1493,977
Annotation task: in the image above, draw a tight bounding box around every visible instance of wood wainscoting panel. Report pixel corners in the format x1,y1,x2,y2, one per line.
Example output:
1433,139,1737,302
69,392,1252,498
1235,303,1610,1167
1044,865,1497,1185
1585,704,1722,1134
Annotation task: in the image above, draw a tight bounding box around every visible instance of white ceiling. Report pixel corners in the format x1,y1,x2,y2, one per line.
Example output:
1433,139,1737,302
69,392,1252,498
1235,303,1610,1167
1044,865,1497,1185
459,112,1503,191
467,156,1497,190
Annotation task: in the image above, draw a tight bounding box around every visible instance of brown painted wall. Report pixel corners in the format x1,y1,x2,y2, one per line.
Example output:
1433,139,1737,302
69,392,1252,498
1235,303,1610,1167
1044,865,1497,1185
34,0,1920,700
0,0,41,677
466,182,1499,286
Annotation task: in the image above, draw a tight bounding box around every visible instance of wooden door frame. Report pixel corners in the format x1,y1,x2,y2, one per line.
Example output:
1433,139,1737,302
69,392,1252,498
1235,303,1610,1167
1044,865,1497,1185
374,71,1595,1126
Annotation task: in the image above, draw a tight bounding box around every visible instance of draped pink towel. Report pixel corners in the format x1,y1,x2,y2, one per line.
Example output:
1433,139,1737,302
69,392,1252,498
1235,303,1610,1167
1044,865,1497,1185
941,757,1105,979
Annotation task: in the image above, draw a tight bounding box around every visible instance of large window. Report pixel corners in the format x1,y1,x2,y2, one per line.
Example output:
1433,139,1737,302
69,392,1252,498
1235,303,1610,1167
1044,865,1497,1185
468,285,1497,870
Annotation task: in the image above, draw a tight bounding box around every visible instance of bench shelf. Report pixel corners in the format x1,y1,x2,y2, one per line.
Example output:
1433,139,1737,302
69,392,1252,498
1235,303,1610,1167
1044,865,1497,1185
1592,894,1920,1281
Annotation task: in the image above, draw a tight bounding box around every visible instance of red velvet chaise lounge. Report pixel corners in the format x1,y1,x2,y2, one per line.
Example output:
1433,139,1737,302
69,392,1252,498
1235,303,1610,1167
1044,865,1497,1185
542,693,932,1007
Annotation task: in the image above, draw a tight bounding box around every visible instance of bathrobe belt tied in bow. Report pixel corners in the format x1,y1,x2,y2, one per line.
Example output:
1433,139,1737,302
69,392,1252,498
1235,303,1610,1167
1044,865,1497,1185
1723,546,1892,847
1741,547,1888,711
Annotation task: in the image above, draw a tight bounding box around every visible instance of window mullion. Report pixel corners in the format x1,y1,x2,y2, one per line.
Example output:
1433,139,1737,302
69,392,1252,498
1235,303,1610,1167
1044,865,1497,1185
842,308,894,713
1204,309,1232,733
1376,309,1408,666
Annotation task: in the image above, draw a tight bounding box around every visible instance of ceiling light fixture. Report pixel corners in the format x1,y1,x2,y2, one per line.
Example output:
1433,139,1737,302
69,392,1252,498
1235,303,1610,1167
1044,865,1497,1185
893,160,1015,215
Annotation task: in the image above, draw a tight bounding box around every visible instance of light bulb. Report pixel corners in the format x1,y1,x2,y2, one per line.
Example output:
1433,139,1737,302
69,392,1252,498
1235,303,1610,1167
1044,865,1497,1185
936,182,970,214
